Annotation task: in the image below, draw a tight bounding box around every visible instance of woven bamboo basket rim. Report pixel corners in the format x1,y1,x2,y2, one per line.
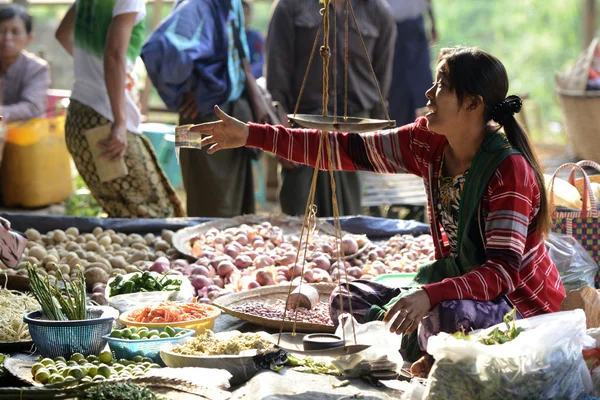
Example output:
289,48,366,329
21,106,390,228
172,214,368,260
3,357,232,399
213,283,336,333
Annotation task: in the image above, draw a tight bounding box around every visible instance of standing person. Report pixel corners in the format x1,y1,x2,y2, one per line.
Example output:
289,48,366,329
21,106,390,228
188,46,565,377
0,5,51,123
242,0,264,79
387,0,437,126
265,0,396,218
142,0,256,218
55,0,184,218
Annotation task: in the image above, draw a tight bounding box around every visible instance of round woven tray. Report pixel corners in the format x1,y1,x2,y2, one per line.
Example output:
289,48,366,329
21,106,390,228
172,214,368,260
213,283,336,333
3,357,232,400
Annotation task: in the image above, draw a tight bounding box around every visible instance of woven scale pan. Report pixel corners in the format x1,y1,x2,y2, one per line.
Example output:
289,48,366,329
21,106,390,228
213,283,337,333
3,358,232,400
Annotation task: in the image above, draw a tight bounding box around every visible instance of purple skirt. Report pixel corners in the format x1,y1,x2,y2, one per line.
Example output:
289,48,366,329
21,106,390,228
329,280,518,353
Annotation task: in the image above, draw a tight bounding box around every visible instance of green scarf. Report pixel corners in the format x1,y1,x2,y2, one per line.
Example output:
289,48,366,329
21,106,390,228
366,133,519,360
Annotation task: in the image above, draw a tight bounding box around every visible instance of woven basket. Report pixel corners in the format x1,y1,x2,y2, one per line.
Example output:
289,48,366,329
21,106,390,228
557,89,600,163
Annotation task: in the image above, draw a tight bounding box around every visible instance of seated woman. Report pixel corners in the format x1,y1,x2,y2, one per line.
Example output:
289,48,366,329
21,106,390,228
190,46,566,376
0,5,50,123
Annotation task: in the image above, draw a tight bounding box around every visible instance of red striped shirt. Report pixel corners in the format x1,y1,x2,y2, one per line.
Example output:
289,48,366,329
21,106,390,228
247,118,566,317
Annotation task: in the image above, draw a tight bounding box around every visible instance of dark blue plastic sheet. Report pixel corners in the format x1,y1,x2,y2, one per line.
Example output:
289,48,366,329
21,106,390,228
0,213,429,239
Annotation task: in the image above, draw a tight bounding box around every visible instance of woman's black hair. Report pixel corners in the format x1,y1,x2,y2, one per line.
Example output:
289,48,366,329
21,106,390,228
438,46,550,236
0,5,33,35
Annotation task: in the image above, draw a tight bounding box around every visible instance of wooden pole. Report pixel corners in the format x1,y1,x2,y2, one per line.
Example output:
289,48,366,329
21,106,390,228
140,0,163,117
584,0,597,49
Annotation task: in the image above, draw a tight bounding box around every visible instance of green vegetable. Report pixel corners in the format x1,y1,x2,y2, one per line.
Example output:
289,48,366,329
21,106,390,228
84,382,163,400
109,271,181,297
285,355,341,376
27,264,87,321
453,308,524,345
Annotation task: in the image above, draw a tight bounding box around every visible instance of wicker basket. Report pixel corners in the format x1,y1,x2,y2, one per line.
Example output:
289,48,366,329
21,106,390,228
556,88,600,163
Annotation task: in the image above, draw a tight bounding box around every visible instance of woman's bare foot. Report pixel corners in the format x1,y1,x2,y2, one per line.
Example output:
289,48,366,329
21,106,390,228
410,354,434,378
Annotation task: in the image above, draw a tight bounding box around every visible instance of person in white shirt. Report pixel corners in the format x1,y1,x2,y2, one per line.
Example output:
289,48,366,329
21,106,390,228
55,0,184,218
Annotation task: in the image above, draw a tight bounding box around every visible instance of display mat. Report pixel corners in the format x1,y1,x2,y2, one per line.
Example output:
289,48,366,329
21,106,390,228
213,283,337,334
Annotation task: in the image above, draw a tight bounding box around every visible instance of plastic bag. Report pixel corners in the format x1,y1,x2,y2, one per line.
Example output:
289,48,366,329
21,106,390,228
105,272,194,313
331,314,403,377
546,232,598,292
424,309,594,400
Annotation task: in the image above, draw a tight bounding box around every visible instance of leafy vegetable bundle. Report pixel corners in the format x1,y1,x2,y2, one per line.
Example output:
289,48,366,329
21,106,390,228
109,272,181,297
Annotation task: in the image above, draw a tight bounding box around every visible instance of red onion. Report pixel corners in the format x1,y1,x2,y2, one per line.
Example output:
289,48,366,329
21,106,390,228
247,280,260,289
288,264,303,280
312,256,331,271
192,265,210,277
342,236,359,255
234,255,253,269
212,276,224,288
255,270,275,286
278,251,297,266
235,234,249,246
254,255,275,268
192,275,212,290
217,261,235,278
225,245,239,259
172,259,189,269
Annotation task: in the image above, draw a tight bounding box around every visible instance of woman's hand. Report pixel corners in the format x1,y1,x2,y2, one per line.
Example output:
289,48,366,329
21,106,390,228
383,289,432,336
193,105,249,154
99,123,128,160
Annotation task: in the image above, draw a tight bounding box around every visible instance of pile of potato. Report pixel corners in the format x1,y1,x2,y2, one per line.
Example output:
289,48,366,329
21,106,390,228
4,227,178,305
0,223,435,304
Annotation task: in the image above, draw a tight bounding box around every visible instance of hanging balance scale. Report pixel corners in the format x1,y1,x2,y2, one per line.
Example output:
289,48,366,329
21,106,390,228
271,0,393,357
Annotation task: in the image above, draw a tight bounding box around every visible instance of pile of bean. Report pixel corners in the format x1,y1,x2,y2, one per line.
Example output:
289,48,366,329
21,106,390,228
231,299,333,325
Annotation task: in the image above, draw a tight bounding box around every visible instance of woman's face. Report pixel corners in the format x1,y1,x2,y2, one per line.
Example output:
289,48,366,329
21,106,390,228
0,17,31,60
424,60,464,135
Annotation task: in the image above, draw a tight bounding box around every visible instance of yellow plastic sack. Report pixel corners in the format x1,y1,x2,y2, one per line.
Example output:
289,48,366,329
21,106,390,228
0,117,72,208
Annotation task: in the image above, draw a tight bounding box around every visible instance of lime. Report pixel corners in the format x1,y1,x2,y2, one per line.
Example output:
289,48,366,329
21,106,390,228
159,332,170,339
130,327,139,334
64,376,77,386
70,353,85,363
40,358,54,367
149,363,161,369
130,334,141,340
131,355,143,363
67,361,78,367
61,368,70,378
148,330,159,337
31,362,45,376
175,331,185,337
138,330,149,338
77,359,87,366
98,350,112,364
49,374,64,384
164,326,176,337
142,357,153,364
113,363,124,372
120,328,131,338
87,365,98,378
97,365,111,378
47,367,59,376
119,371,131,378
35,369,50,384
138,327,149,333
79,366,88,377
69,367,84,380
132,368,145,376
92,375,105,382
81,376,92,383
149,335,159,340
110,330,123,339
55,362,67,370
55,357,67,363
86,355,98,363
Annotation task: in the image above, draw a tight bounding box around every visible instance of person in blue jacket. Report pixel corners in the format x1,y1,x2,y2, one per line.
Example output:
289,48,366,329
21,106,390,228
141,0,257,218
242,0,264,79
